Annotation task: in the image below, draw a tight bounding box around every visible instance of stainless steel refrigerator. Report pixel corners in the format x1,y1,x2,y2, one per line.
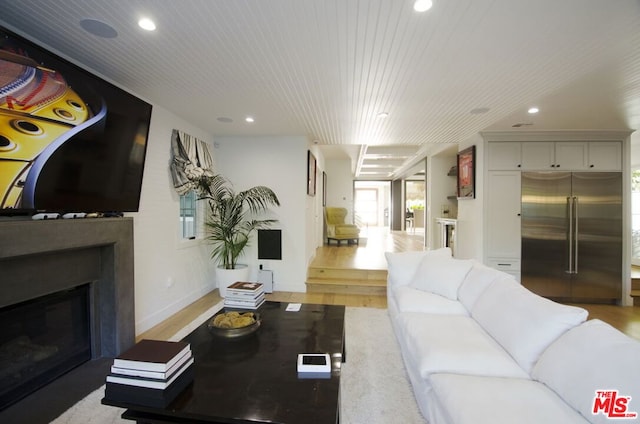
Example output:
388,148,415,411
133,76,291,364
521,172,622,303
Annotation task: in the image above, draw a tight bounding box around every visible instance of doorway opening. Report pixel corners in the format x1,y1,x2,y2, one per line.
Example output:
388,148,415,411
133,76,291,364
354,181,391,239
404,179,425,234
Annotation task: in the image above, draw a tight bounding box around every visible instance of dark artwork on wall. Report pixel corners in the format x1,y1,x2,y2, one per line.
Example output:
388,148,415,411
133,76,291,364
307,150,317,196
457,145,476,199
258,229,282,260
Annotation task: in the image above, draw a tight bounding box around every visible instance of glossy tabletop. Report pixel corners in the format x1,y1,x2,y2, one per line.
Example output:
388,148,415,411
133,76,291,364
105,301,345,424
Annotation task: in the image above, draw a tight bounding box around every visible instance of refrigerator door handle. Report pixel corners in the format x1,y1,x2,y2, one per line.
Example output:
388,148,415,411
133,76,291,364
573,196,579,274
566,196,573,274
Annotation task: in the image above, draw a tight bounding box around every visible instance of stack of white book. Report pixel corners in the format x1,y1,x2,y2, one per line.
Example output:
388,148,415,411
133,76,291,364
104,339,194,407
224,282,265,309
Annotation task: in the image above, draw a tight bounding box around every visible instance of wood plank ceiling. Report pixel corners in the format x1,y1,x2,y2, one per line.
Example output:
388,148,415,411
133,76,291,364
1,0,638,178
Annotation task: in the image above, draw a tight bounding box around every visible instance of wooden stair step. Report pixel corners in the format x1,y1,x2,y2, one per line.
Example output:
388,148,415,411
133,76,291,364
306,278,386,295
306,277,386,287
306,264,387,296
307,267,387,281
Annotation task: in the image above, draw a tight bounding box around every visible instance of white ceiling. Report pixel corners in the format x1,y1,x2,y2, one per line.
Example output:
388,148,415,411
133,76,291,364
1,0,638,179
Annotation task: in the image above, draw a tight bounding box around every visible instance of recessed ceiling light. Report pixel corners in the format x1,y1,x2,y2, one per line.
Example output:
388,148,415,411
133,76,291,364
138,18,156,31
245,116,255,123
217,117,233,123
377,112,389,118
528,107,539,114
414,0,433,12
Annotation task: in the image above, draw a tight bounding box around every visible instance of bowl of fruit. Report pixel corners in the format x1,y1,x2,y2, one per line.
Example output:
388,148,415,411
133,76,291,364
207,311,261,339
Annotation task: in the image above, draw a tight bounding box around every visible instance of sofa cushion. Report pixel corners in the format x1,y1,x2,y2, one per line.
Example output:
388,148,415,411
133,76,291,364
333,224,359,237
394,286,469,315
457,261,508,311
385,248,451,287
429,373,589,424
471,278,588,374
399,312,528,379
532,319,640,424
409,256,472,300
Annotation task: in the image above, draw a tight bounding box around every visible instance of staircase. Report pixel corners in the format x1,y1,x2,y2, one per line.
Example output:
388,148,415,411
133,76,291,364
306,266,387,296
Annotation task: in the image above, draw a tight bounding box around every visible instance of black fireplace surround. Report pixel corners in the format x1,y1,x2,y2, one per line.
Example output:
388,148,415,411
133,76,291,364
0,217,135,415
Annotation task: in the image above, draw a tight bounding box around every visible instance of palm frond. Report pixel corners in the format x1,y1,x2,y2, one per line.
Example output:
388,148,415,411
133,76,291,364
195,174,280,269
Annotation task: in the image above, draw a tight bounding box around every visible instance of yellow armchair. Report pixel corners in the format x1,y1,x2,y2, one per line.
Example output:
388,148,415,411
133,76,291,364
324,207,360,245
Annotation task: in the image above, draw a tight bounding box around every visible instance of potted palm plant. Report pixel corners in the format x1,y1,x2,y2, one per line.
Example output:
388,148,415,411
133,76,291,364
195,174,280,297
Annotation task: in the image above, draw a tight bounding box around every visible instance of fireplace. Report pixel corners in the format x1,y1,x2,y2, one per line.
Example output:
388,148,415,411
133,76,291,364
0,284,92,408
0,217,135,416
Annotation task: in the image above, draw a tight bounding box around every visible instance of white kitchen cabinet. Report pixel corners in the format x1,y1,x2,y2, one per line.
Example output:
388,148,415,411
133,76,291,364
521,142,556,170
486,258,521,282
587,141,622,170
487,142,521,170
486,171,521,260
519,141,620,171
520,141,585,170
554,142,588,170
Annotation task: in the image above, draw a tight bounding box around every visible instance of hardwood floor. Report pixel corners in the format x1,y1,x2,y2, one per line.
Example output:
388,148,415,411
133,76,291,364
570,303,640,341
309,226,426,270
139,227,640,341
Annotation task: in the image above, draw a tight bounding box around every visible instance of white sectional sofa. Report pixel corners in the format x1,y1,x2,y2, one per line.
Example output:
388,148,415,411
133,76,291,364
385,248,640,424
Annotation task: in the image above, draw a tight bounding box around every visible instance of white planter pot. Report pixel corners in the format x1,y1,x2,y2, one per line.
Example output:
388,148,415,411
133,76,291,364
215,264,250,298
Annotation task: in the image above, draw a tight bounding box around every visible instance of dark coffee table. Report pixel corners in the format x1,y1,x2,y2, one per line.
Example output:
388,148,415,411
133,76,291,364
103,301,346,423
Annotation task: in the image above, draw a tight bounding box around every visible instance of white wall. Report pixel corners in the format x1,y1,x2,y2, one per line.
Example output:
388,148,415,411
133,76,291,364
325,159,355,222
310,145,325,259
454,134,485,261
129,105,217,334
130,128,327,334
213,136,317,293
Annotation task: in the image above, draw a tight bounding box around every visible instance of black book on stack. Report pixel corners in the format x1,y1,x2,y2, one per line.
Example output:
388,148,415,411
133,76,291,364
103,339,194,408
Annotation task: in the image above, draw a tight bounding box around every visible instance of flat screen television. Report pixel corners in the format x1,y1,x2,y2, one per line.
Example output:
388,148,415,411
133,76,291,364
0,26,152,216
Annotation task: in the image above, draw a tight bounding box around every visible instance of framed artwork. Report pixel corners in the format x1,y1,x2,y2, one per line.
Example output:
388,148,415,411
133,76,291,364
457,145,475,199
307,151,317,196
322,171,327,206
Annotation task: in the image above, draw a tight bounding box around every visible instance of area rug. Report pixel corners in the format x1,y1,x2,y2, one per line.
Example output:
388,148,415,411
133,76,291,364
51,304,424,424
340,307,424,424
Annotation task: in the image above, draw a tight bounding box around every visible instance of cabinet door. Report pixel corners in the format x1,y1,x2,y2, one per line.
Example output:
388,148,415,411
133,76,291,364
588,142,621,171
554,142,588,170
488,142,521,170
486,171,521,257
521,142,555,170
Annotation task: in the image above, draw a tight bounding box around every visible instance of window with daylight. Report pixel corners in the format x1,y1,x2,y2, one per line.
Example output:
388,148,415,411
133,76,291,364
180,190,197,239
170,129,214,242
354,188,378,226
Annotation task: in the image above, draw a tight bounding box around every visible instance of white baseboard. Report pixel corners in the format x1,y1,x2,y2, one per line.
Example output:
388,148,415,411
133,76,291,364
271,282,306,293
135,285,215,335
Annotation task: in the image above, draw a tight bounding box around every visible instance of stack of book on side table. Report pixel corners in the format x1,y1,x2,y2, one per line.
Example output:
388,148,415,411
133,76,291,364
224,281,265,310
104,339,194,408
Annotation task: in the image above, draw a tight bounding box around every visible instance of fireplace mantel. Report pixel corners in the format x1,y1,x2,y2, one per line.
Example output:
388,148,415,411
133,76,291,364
0,217,135,357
